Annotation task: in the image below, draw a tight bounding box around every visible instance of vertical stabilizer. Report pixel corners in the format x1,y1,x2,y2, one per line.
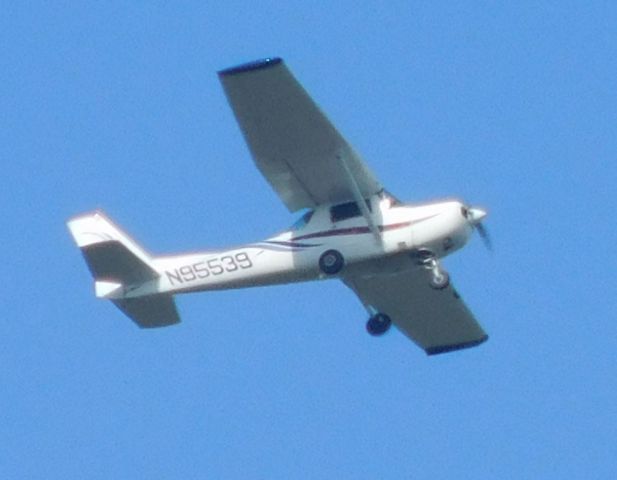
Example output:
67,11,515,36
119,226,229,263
67,211,158,285
67,211,181,328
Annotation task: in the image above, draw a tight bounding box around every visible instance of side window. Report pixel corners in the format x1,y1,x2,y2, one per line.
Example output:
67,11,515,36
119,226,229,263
290,210,314,231
330,199,372,223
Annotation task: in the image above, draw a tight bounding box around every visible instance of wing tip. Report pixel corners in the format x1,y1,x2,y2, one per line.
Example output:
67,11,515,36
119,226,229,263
425,334,489,356
218,57,282,76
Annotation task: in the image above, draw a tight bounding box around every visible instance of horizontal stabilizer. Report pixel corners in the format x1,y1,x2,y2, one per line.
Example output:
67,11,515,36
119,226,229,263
113,294,180,328
95,281,123,299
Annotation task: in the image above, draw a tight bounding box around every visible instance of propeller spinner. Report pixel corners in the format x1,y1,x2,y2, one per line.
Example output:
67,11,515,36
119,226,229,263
462,206,492,251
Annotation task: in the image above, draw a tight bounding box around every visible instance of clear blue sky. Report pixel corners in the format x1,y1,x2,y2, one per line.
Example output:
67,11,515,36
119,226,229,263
2,2,616,478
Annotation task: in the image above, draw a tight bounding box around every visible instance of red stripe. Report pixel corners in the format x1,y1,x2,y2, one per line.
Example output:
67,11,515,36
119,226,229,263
293,221,412,241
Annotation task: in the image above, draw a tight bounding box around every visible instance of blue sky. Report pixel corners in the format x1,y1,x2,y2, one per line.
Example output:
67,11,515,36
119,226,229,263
2,2,616,478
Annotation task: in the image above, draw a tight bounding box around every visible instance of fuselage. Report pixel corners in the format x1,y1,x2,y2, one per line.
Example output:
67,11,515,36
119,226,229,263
124,195,473,299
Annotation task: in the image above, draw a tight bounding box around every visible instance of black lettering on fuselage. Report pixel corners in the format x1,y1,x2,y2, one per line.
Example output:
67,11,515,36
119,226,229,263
165,251,253,286
166,269,184,285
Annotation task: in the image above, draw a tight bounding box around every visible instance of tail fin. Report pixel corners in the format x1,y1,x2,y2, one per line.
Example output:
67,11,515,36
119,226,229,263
67,211,180,328
67,211,158,285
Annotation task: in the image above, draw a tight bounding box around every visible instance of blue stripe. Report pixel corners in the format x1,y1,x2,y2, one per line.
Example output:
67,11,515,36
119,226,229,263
248,244,304,252
263,240,322,248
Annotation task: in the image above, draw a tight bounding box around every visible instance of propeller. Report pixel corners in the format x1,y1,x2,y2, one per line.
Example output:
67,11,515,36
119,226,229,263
474,221,493,251
463,206,492,251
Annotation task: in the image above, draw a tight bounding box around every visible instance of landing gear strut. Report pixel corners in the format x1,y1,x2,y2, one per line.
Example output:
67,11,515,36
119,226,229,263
426,258,450,289
412,249,450,290
366,313,392,336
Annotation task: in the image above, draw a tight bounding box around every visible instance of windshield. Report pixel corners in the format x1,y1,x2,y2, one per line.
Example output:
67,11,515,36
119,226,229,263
380,190,401,206
289,210,314,231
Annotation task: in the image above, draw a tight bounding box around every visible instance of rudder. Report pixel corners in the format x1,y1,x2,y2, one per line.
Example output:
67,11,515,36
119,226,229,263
67,211,158,285
67,211,181,328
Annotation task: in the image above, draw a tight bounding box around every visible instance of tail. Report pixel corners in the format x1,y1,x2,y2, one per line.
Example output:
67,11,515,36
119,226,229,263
67,211,180,328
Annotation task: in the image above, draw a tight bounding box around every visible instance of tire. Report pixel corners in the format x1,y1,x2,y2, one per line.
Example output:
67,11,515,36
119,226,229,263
366,313,392,336
429,270,450,290
318,249,344,275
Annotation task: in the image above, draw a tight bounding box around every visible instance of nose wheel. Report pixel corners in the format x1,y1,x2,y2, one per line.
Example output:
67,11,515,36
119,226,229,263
366,313,392,336
429,268,450,289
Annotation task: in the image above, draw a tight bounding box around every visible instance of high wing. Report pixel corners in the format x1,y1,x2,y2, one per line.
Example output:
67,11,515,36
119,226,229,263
218,58,383,212
344,268,488,355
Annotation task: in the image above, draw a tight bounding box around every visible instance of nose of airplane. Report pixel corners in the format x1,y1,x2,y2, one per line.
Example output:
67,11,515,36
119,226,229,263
461,205,492,251
467,207,487,225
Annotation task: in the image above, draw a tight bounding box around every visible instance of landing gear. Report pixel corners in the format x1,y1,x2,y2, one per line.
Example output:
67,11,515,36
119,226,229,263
412,249,450,290
425,257,450,289
366,313,392,336
429,268,450,289
319,249,344,275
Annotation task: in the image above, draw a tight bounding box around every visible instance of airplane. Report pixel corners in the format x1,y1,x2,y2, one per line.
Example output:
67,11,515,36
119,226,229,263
68,57,490,355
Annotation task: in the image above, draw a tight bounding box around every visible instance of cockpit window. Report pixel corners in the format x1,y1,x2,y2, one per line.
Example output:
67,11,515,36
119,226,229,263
380,190,401,206
330,199,372,223
290,210,314,231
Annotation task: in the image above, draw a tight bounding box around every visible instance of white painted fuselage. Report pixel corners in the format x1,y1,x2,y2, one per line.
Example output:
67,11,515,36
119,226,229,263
121,197,472,299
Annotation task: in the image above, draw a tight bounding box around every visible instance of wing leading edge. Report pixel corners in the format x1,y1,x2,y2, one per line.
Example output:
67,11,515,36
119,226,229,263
218,57,383,212
345,268,488,355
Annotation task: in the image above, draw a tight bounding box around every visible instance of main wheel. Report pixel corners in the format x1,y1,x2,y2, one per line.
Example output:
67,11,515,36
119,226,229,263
429,270,450,289
318,249,344,275
366,313,392,336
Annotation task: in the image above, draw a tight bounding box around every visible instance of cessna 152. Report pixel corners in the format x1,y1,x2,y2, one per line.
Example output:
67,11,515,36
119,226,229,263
68,57,490,355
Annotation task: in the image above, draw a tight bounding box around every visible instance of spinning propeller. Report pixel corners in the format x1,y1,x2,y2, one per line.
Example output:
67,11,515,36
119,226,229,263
462,206,492,251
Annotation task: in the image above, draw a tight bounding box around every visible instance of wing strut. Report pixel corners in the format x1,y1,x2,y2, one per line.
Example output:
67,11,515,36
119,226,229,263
338,153,382,243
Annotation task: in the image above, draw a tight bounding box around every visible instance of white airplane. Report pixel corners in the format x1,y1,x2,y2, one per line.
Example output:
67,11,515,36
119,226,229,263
68,57,490,355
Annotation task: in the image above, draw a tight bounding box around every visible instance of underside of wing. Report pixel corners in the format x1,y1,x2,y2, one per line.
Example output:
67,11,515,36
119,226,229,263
345,267,488,355
218,58,383,211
